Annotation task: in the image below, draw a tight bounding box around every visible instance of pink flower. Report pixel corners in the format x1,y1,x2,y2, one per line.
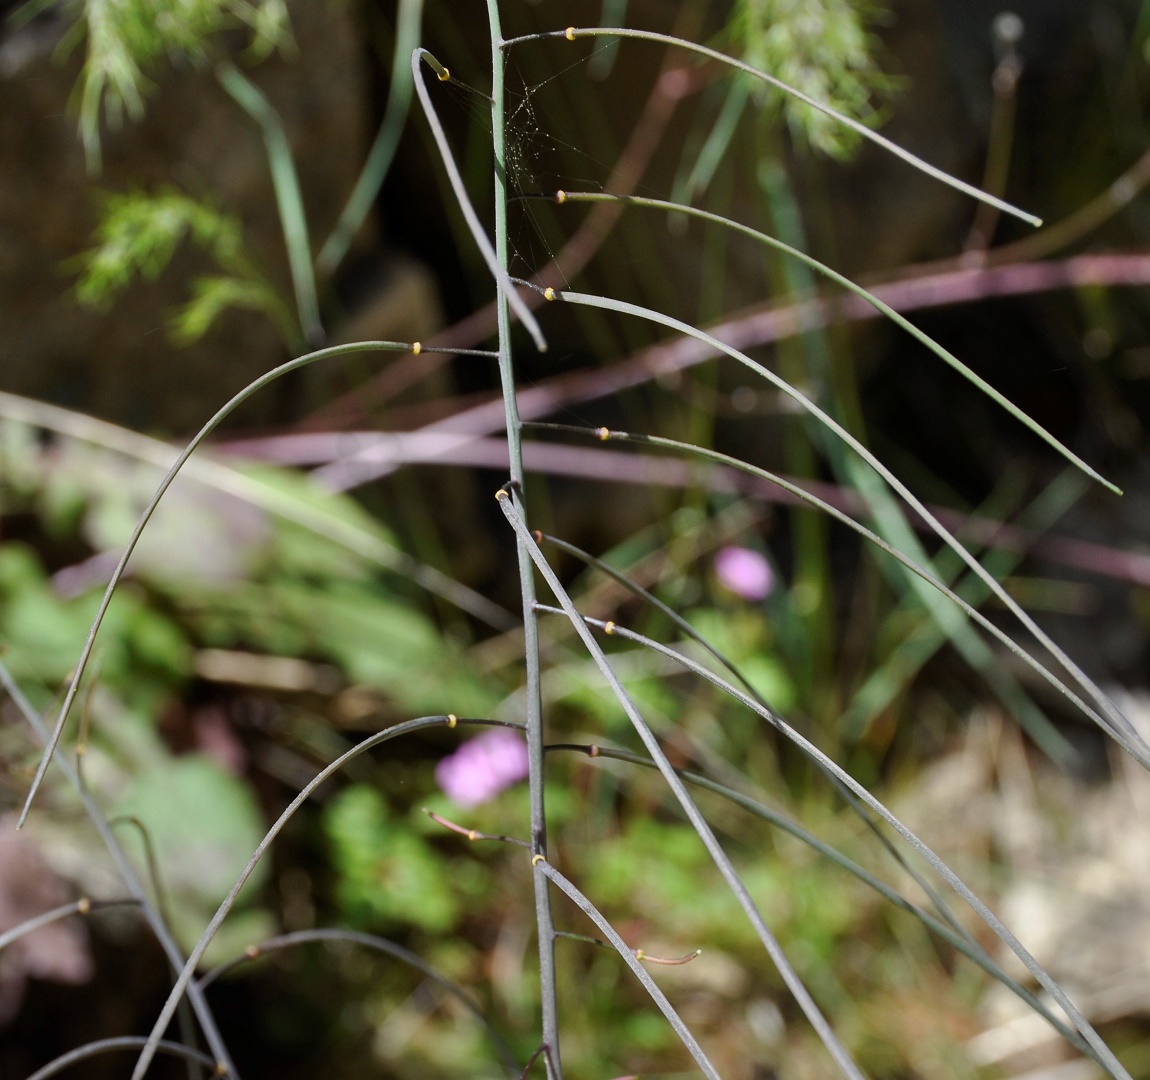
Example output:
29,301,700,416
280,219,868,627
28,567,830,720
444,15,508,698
436,729,530,807
714,546,774,601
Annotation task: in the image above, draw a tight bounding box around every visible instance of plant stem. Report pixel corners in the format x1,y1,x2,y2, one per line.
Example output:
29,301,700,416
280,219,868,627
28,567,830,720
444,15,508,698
485,3,561,1075
127,715,498,1080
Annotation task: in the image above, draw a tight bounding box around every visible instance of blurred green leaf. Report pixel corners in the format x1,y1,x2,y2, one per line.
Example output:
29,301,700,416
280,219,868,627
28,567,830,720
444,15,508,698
116,753,273,962
0,542,190,702
687,606,798,712
324,785,460,934
585,815,863,968
173,274,293,345
75,188,241,307
186,575,497,715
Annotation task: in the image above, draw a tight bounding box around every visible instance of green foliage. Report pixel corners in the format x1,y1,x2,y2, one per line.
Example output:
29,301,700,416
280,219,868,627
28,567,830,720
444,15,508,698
236,463,398,582
187,574,499,716
730,0,897,158
687,606,799,714
42,0,292,165
172,273,287,344
554,653,679,739
324,784,467,934
0,418,496,719
585,815,861,966
73,188,231,305
0,542,190,710
116,753,274,962
2,2,1139,1077
73,186,292,343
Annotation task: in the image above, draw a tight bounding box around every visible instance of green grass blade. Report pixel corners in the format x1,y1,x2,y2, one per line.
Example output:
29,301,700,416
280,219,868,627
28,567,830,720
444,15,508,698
216,61,323,347
318,0,425,275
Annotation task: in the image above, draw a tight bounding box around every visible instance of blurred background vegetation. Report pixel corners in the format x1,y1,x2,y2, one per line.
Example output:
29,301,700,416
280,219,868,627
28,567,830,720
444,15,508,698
2,1,1150,1077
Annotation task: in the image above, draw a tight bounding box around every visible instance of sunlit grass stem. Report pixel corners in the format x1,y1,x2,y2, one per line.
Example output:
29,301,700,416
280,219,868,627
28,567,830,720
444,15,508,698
216,61,323,348
318,0,425,275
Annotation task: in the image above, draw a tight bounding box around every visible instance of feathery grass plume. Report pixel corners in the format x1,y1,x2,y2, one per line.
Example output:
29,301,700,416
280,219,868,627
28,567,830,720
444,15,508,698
730,0,897,158
35,0,292,168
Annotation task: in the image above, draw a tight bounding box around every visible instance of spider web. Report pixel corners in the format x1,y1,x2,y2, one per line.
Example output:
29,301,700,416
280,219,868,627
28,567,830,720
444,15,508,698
427,46,618,285
500,55,614,278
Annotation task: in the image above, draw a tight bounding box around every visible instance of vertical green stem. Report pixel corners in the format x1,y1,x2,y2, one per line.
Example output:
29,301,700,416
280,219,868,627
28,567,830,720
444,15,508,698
485,3,562,1075
758,151,838,732
216,61,323,348
318,0,425,276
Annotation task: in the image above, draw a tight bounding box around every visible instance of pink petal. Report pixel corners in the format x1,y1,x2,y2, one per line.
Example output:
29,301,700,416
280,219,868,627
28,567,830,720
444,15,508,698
436,729,529,807
714,546,774,601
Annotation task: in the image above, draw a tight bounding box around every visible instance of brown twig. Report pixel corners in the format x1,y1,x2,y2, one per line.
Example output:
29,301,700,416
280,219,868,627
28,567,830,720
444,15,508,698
422,807,531,847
